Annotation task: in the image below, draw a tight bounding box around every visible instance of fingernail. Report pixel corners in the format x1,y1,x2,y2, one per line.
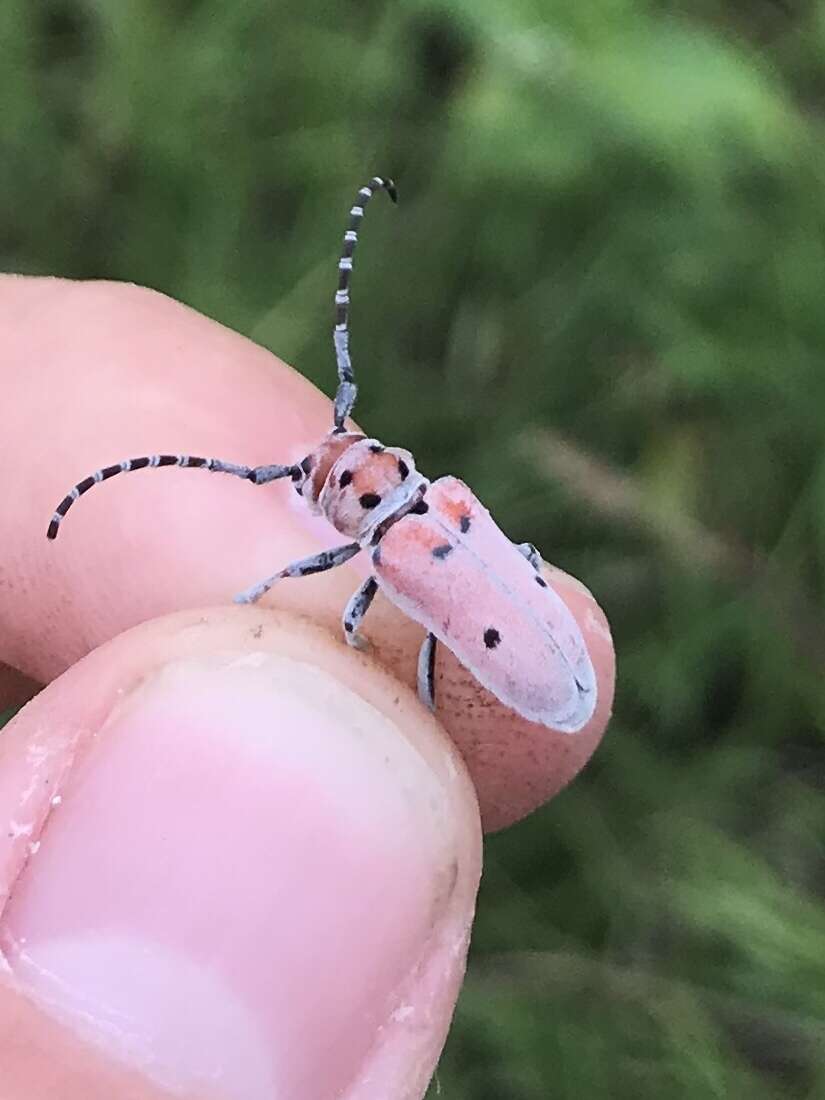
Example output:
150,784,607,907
0,653,461,1100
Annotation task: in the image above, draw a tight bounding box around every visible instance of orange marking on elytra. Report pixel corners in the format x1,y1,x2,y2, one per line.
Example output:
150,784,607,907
429,479,476,527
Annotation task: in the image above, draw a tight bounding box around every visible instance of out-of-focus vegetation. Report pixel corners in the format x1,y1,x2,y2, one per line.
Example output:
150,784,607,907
2,0,825,1095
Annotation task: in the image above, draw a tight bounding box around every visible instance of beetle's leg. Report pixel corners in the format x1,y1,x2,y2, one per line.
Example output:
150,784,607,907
234,542,362,605
417,632,438,712
342,576,378,650
47,455,301,539
516,541,542,572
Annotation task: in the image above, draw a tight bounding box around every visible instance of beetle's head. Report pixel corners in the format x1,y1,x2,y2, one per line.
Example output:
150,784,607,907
314,436,427,541
291,431,366,510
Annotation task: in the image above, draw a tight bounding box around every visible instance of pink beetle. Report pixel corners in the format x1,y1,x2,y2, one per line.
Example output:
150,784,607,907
48,177,596,733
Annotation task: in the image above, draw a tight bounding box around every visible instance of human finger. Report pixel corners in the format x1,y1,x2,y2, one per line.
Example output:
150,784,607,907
0,607,481,1100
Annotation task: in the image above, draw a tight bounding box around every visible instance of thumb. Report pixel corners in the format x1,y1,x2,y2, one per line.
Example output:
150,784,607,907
0,608,481,1100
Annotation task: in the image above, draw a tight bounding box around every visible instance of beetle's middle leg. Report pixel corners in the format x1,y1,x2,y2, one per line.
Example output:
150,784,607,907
234,542,361,605
343,576,378,649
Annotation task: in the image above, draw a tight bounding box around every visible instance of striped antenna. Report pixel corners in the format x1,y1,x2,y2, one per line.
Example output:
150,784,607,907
46,454,300,540
333,175,397,431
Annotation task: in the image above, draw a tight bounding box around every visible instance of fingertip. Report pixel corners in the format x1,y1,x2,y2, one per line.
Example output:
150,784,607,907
0,608,481,1100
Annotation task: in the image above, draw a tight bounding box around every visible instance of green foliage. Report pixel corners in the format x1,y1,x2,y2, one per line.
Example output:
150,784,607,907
2,0,824,1095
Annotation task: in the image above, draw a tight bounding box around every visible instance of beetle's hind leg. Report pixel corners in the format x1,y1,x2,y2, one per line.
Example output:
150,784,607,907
417,632,438,712
234,542,361,605
516,541,542,572
343,576,378,650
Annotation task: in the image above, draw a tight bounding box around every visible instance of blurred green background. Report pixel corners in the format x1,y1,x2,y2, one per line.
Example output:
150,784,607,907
3,0,825,1096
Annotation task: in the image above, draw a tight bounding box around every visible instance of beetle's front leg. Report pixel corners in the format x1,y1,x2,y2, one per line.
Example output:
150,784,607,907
342,576,378,650
234,542,361,605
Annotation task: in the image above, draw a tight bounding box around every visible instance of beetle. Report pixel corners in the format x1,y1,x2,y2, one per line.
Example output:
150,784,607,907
48,176,597,733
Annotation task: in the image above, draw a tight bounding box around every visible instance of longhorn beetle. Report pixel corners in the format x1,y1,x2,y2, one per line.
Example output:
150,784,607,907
48,177,597,732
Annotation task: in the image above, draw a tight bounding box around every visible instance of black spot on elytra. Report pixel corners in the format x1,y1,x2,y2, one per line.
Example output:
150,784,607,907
300,455,313,474
369,443,384,453
535,574,547,588
432,543,453,559
410,499,429,514
339,469,353,489
459,514,471,533
359,492,382,509
398,458,409,480
483,627,501,649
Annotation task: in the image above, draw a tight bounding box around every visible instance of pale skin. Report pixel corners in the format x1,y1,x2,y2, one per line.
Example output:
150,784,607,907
0,276,615,1099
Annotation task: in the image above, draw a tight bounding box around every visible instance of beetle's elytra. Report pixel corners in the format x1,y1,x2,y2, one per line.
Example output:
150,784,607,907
48,177,597,733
